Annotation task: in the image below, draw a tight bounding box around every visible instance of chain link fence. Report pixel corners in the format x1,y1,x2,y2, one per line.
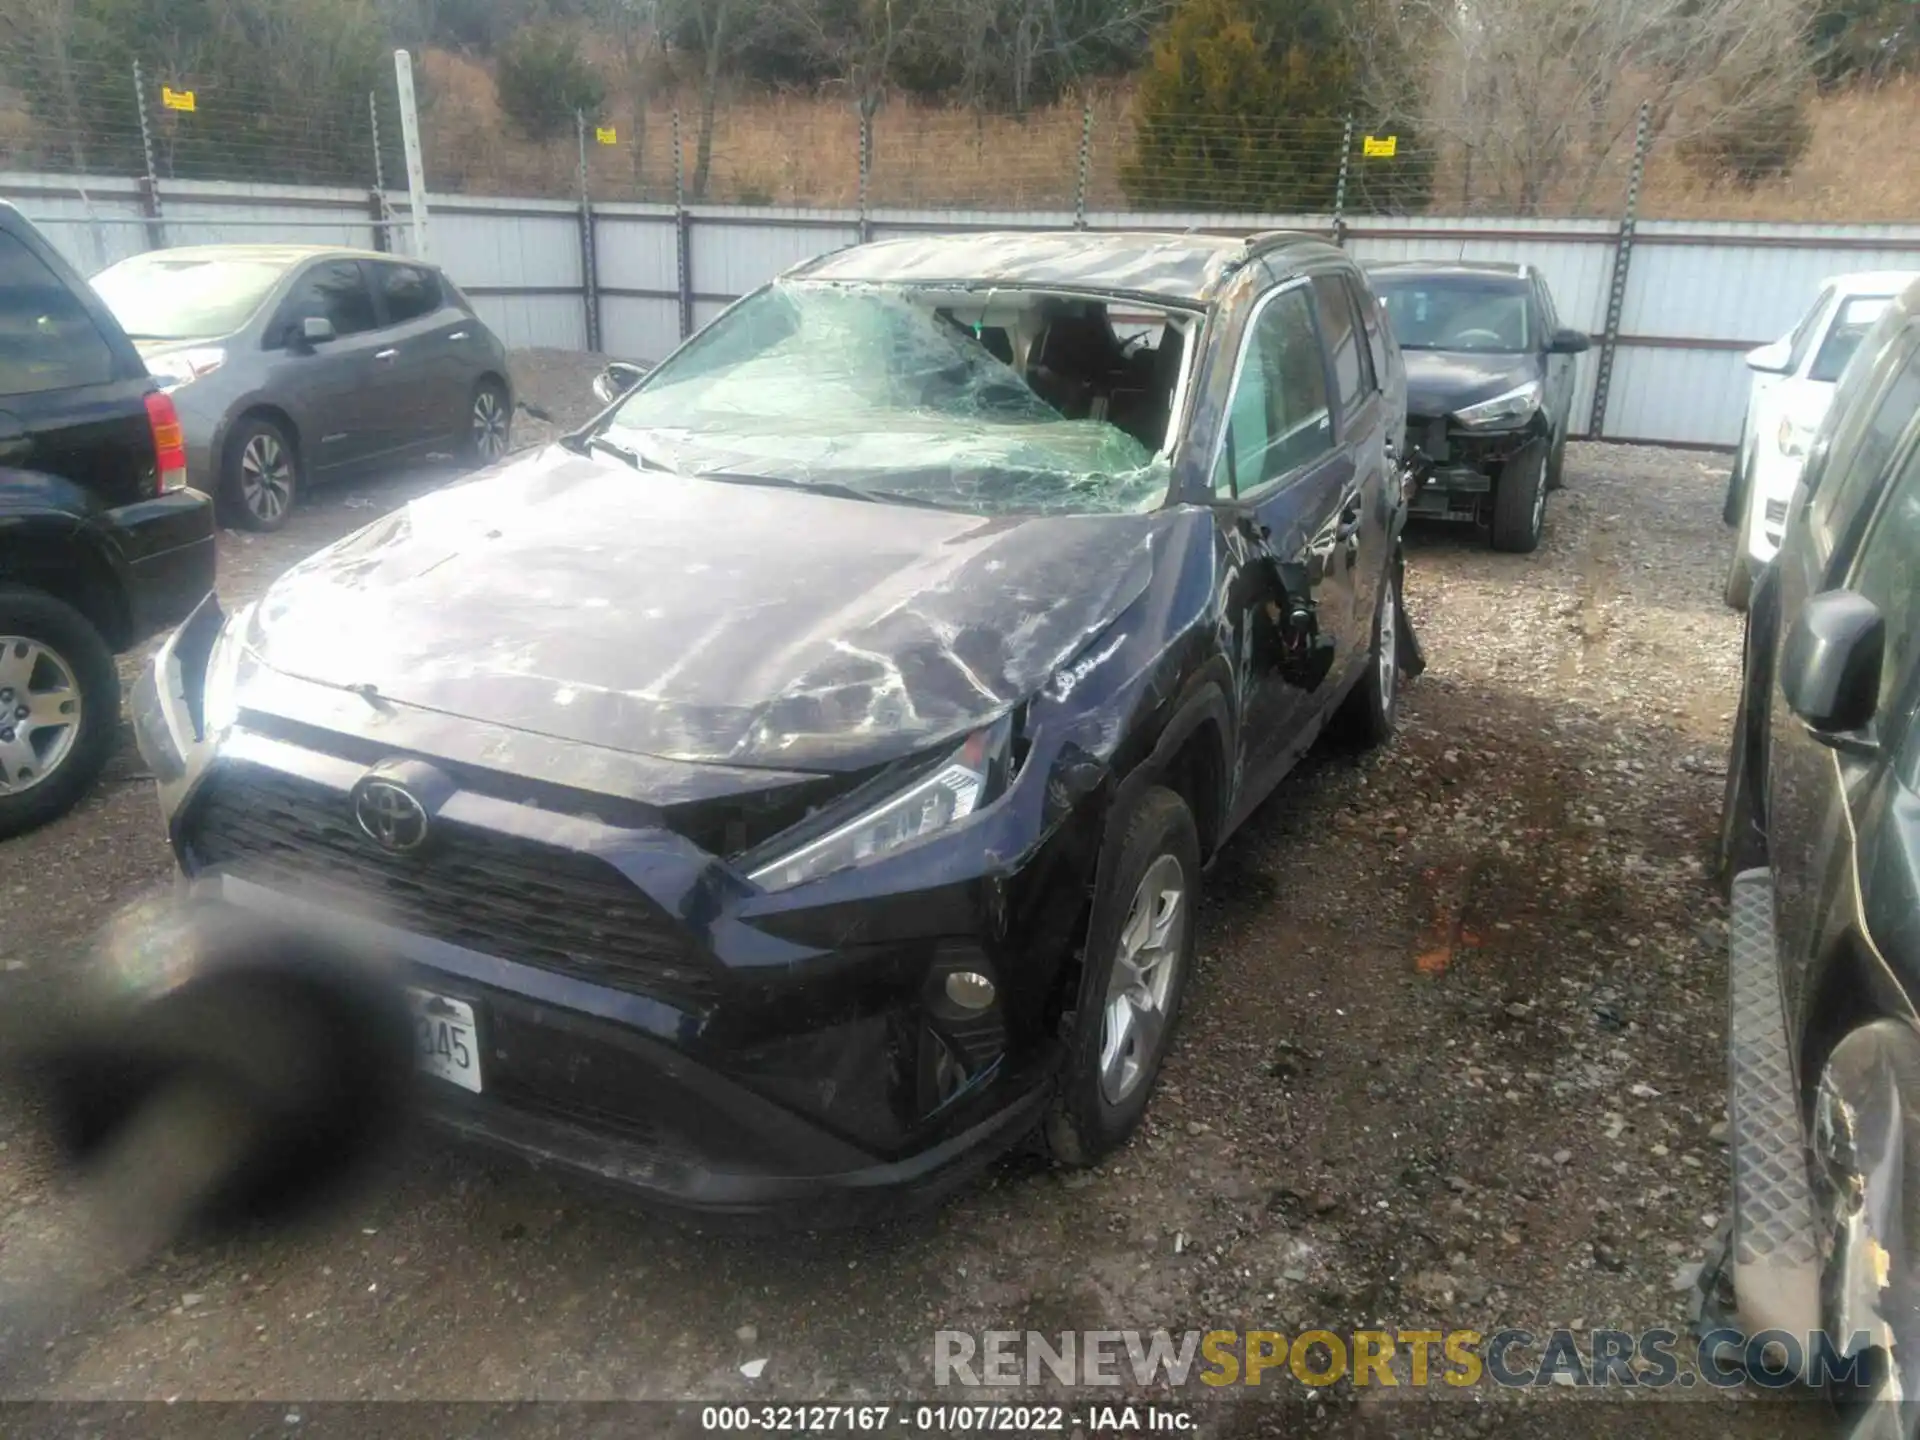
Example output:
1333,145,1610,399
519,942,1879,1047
4,40,1915,226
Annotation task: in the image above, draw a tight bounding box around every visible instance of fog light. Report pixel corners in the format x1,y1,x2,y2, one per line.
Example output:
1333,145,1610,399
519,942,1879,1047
943,970,996,1012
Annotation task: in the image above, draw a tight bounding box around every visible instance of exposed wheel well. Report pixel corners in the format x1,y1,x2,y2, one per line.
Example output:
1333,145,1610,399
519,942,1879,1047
1798,934,1886,1113
0,537,128,650
1157,718,1227,862
474,372,509,400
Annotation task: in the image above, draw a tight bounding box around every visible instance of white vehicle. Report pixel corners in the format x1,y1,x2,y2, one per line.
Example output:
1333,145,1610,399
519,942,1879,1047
1722,269,1918,609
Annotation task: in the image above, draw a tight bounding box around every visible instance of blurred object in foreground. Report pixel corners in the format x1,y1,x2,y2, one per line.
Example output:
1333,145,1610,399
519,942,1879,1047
0,892,415,1375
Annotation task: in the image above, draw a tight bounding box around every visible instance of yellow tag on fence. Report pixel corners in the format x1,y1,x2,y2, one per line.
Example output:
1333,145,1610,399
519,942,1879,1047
596,125,618,145
1363,134,1397,158
161,86,196,113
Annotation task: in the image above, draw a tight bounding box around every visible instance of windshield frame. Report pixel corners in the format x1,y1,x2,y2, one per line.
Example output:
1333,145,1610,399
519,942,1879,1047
1370,271,1536,355
89,252,292,343
588,278,1211,518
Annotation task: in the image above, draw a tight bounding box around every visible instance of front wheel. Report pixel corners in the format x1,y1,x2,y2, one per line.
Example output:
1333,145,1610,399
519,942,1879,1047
1045,786,1201,1167
462,380,511,468
0,586,119,839
1489,443,1548,553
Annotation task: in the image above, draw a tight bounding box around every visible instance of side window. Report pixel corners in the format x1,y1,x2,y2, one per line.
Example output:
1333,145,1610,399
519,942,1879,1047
1311,274,1365,422
1843,434,1920,734
376,262,443,326
0,231,115,396
1210,286,1334,497
268,261,377,348
1811,334,1920,556
1353,276,1391,388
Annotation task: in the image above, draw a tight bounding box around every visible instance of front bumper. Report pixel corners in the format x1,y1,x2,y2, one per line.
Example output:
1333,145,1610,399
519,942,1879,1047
131,634,1090,1223
1406,415,1540,522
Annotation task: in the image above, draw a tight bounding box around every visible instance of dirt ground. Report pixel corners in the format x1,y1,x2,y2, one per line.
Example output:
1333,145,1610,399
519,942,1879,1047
0,353,1837,1435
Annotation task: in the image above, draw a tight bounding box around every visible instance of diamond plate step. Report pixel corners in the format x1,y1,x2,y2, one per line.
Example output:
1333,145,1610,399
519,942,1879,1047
1728,867,1821,1338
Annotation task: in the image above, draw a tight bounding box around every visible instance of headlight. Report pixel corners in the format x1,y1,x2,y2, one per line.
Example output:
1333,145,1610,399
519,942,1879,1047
1778,416,1813,459
145,346,226,390
1453,381,1542,429
747,717,1013,893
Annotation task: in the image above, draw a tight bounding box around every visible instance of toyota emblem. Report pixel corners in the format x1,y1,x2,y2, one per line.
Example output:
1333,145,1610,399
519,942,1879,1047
353,779,430,853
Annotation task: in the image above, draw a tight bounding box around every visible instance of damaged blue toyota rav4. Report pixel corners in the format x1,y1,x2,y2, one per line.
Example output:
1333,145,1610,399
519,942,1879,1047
132,231,1415,1222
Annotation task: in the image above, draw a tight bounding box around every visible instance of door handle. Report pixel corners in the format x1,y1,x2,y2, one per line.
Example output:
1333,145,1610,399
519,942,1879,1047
373,348,399,363
448,331,469,342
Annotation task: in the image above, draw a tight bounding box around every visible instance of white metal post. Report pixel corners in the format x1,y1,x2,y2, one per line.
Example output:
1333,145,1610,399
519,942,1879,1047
393,49,431,260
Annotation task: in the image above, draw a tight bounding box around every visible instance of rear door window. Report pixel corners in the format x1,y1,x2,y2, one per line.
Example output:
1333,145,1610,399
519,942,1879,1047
375,262,444,326
1311,274,1366,425
0,230,115,396
268,260,377,348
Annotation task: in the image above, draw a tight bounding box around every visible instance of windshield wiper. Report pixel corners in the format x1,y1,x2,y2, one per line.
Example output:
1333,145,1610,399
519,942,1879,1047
561,432,662,471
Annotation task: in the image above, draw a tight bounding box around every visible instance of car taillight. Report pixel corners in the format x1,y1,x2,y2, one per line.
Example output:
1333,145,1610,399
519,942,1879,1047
144,390,188,495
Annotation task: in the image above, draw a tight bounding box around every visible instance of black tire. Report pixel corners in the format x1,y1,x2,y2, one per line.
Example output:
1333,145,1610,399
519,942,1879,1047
1045,785,1201,1167
1723,540,1754,612
1544,427,1568,492
1335,552,1402,748
0,586,119,839
1723,429,1750,528
1489,442,1548,553
462,379,512,469
221,416,299,533
1716,673,1765,896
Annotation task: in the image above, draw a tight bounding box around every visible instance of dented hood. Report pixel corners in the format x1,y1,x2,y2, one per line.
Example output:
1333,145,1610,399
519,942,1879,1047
244,446,1160,771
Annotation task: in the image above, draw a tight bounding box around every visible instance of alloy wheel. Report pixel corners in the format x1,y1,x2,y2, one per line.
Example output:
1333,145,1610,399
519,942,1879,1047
240,433,294,524
1530,463,1548,539
472,389,509,462
0,636,83,796
1098,853,1188,1106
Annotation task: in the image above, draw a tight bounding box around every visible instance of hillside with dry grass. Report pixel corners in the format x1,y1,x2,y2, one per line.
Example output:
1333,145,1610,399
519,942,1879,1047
416,46,1920,222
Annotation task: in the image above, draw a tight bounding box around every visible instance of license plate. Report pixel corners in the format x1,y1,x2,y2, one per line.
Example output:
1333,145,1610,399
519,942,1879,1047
408,988,482,1093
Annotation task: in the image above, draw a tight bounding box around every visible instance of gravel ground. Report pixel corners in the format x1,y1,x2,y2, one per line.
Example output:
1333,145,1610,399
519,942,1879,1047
0,353,1834,1435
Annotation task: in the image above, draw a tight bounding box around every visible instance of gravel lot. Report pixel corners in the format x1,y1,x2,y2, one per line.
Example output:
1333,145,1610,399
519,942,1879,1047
0,351,1832,1434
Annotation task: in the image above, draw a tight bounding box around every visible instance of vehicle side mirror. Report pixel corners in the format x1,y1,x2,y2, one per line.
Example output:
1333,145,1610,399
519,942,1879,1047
593,361,647,405
300,316,336,347
1746,338,1792,375
1781,590,1884,744
1548,328,1590,355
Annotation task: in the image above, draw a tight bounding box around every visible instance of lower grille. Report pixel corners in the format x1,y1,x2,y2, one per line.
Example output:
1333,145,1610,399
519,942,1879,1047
183,762,721,1009
1764,498,1789,528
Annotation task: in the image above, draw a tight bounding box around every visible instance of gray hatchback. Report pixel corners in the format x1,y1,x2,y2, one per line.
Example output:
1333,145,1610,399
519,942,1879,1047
89,245,513,530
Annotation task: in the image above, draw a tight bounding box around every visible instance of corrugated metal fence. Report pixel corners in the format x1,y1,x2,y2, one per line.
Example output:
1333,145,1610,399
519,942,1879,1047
10,168,1920,450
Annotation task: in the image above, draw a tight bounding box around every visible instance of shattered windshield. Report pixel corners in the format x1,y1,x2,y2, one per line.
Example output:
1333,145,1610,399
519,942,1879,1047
600,280,1174,516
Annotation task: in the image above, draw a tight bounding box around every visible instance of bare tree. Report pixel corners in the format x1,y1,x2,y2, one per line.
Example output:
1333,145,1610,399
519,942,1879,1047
764,0,933,120
0,0,92,169
592,0,663,194
1352,0,1817,214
